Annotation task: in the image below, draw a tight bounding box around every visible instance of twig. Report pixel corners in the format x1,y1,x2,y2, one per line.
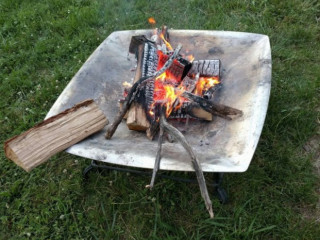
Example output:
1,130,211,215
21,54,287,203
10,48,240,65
160,111,214,218
105,75,150,139
105,44,182,139
146,123,164,189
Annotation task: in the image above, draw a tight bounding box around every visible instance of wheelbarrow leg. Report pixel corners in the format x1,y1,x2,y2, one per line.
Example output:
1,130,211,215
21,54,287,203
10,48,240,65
82,161,229,203
83,160,96,180
214,173,228,204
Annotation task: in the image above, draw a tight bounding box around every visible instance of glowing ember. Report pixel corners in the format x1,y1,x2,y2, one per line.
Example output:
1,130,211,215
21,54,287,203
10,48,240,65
148,17,156,25
147,36,220,118
150,73,220,118
138,22,221,119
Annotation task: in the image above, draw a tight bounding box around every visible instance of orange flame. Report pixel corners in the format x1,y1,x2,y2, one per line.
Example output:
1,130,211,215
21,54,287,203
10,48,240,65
146,38,220,119
160,33,173,51
163,85,177,116
149,71,186,117
148,17,156,25
195,77,220,96
150,71,220,118
186,54,195,62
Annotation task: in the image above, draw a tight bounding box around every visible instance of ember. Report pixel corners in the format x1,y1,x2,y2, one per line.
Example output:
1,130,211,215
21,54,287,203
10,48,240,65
148,17,156,25
105,21,243,218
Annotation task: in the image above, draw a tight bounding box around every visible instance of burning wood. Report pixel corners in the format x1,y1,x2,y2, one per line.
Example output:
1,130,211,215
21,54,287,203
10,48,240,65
105,43,182,139
105,22,243,218
189,60,220,77
126,43,152,131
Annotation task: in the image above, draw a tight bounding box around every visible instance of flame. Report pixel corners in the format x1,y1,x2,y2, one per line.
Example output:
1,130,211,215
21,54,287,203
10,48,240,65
148,18,172,52
122,81,132,87
186,54,195,62
145,33,220,119
194,76,220,96
149,70,185,117
149,109,155,116
159,33,173,51
148,17,156,25
163,85,177,116
156,71,167,82
149,65,220,118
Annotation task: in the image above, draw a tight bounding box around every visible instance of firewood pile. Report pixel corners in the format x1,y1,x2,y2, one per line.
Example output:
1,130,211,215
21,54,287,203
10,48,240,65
105,22,242,218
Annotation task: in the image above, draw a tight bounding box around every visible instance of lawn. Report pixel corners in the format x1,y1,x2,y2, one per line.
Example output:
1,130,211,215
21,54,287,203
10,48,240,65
1,0,319,239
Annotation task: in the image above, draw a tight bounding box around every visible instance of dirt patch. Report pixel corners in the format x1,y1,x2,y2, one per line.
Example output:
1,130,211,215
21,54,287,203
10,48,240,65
301,116,320,222
304,134,320,173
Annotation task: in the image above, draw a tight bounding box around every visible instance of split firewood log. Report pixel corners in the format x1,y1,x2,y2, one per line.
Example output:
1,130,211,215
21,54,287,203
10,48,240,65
4,99,108,172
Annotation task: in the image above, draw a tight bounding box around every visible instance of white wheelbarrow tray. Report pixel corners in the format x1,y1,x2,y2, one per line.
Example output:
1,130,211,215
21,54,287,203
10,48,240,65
46,30,271,173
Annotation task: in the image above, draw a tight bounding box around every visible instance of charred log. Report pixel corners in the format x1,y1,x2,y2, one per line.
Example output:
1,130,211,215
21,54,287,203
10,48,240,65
182,91,243,120
203,83,222,100
127,43,155,131
189,60,220,77
185,103,213,121
129,35,155,54
146,121,159,140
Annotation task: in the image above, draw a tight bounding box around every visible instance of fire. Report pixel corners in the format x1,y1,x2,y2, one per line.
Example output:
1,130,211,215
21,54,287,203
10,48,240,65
122,81,132,87
195,77,220,96
145,23,220,119
159,33,173,51
164,85,176,116
186,54,194,62
150,71,186,117
148,17,156,25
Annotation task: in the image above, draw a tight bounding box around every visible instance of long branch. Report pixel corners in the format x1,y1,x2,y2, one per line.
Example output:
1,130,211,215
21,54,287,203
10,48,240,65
160,112,214,218
146,124,164,189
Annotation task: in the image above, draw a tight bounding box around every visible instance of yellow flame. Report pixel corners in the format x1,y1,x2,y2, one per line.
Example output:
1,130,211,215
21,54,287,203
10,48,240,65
164,85,176,116
194,77,220,96
160,33,173,51
122,81,132,87
186,54,195,62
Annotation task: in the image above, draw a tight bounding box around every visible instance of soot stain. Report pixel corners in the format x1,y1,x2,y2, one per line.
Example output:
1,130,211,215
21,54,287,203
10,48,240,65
208,47,224,55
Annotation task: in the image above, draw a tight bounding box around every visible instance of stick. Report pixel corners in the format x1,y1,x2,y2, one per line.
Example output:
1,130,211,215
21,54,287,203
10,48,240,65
105,44,182,139
105,76,150,139
182,91,242,120
160,112,214,218
146,122,159,140
146,124,164,189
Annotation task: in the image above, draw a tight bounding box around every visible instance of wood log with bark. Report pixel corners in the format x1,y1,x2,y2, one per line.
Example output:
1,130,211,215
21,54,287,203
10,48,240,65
126,44,151,131
189,60,220,77
4,99,108,172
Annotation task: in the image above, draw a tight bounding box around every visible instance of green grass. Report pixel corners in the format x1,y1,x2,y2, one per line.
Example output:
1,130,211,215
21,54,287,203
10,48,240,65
1,0,320,239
